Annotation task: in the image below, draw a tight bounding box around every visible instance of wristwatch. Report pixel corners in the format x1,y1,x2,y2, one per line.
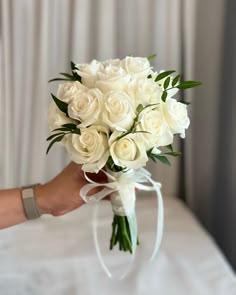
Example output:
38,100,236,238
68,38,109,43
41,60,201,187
21,184,42,220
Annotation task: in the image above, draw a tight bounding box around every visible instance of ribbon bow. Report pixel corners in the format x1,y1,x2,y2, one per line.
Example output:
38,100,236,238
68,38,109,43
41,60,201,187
80,167,164,279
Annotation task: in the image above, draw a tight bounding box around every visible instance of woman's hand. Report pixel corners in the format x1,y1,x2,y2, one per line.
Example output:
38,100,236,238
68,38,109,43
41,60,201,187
0,162,107,229
35,162,107,216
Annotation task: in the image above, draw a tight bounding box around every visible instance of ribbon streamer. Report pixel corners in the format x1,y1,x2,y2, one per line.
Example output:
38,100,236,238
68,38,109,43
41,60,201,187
80,167,164,278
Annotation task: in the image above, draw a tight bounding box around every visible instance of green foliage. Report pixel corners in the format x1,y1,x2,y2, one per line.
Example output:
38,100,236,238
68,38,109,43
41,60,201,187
46,134,65,154
106,156,125,172
172,74,181,87
70,61,82,81
177,81,202,89
155,155,171,166
46,123,80,154
164,77,171,89
147,146,182,167
155,70,176,82
48,61,82,83
152,68,201,101
136,104,144,113
147,54,156,62
116,103,159,141
48,78,72,82
161,91,168,102
110,215,139,253
51,94,68,116
166,144,173,152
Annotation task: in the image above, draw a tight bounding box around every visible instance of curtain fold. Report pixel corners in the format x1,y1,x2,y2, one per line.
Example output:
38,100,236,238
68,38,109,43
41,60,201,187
212,0,236,270
184,0,236,270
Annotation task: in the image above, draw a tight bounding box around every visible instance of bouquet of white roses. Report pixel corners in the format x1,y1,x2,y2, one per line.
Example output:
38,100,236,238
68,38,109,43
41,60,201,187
47,55,201,255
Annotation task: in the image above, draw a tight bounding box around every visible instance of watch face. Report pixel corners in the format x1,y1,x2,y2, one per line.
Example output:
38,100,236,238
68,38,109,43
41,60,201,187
22,188,34,199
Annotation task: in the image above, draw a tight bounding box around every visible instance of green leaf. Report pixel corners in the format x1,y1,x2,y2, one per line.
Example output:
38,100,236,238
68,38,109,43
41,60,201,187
147,54,156,62
177,81,202,89
161,91,168,102
106,156,124,172
147,149,158,163
147,149,172,166
71,61,77,71
46,132,65,141
59,72,77,80
50,127,71,132
136,104,144,113
46,134,64,154
51,93,68,116
148,154,156,162
150,156,157,163
155,155,171,166
172,74,181,87
71,61,82,82
164,77,171,89
161,152,182,157
71,129,81,135
52,123,80,134
48,61,82,83
166,144,173,152
155,70,175,82
48,78,72,83
62,123,77,129
147,74,152,79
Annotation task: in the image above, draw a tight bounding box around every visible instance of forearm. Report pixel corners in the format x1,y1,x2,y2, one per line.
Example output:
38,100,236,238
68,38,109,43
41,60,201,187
0,163,96,230
0,188,27,229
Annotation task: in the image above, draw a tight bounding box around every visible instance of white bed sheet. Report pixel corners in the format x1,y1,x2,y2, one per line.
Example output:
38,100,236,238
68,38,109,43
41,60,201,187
0,196,235,295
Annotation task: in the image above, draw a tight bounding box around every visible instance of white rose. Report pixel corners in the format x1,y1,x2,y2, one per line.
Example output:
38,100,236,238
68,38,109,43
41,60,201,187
109,131,148,169
128,78,163,106
57,81,88,103
74,60,104,88
96,64,130,93
102,91,135,131
137,107,173,149
103,58,121,67
161,98,190,138
68,88,103,127
122,56,152,79
65,126,109,173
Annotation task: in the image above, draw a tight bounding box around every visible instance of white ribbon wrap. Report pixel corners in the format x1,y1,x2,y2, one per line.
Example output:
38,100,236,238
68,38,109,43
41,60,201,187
80,167,164,278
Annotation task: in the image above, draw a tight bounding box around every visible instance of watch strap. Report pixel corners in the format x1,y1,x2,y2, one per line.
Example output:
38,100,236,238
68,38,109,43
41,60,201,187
21,184,42,220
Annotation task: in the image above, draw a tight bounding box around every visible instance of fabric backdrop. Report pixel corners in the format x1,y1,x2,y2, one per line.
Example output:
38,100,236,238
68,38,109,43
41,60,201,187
188,0,236,270
0,0,235,269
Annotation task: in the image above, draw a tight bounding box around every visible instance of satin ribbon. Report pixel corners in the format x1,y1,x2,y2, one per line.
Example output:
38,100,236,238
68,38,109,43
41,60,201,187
80,167,164,278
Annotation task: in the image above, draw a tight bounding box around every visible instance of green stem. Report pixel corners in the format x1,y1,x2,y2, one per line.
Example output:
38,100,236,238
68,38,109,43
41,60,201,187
118,216,132,253
110,216,117,250
110,214,140,253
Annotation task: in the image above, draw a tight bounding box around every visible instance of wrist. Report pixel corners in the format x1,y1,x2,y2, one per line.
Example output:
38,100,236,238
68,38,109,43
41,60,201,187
34,184,53,215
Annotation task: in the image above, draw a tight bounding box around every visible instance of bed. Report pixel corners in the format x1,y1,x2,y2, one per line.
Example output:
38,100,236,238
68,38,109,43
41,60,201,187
0,195,235,295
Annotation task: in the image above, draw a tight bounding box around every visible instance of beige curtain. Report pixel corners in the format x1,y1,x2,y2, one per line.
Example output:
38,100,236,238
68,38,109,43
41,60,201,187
184,0,236,270
0,0,182,197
